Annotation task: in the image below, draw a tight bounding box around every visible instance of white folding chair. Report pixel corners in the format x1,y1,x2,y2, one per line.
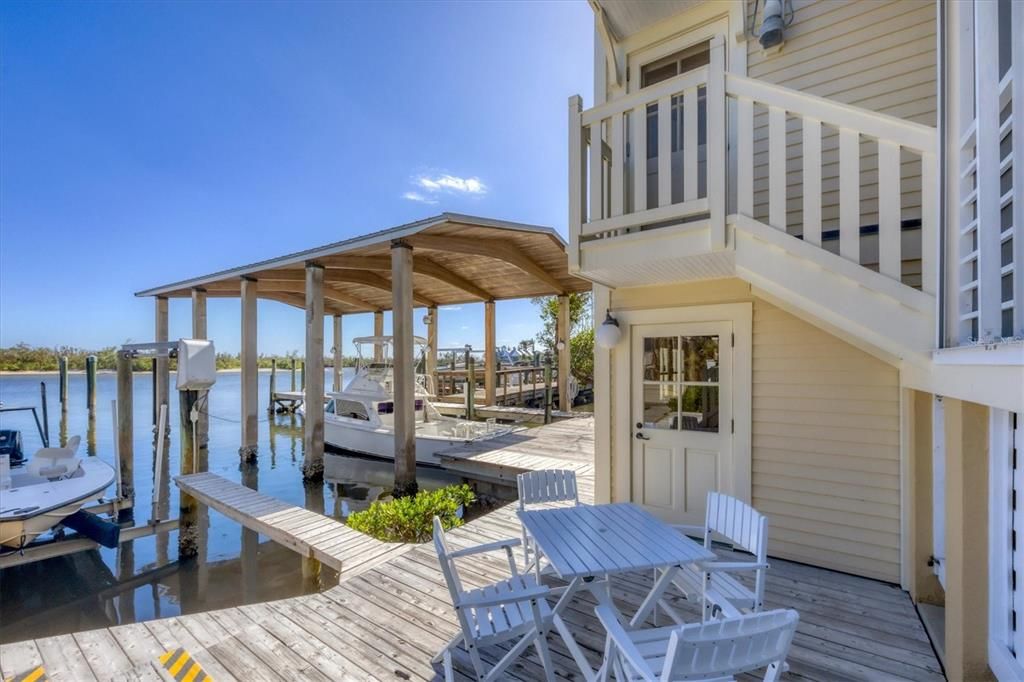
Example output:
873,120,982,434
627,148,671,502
431,516,556,682
596,606,799,682
517,469,579,578
658,491,770,623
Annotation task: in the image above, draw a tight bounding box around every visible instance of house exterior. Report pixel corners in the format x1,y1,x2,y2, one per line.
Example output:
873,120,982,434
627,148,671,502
569,1,1022,679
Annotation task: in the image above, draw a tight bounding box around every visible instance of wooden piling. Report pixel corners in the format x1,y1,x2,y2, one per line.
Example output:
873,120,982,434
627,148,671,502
240,277,259,461
85,354,97,413
192,287,209,451
291,358,297,392
116,350,135,521
58,356,68,411
154,296,170,425
332,314,343,392
300,360,306,392
466,356,476,422
302,263,325,482
557,294,571,412
425,306,437,395
268,358,277,414
391,240,417,497
543,355,553,424
484,301,496,406
178,389,200,558
374,310,385,363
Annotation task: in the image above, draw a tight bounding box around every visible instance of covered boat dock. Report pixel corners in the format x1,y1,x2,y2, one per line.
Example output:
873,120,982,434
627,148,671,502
135,213,591,492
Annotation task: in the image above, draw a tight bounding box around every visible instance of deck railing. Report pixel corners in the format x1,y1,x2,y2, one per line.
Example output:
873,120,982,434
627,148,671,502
569,35,939,295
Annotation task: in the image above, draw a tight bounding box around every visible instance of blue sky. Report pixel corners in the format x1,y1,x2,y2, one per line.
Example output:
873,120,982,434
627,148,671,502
0,1,593,356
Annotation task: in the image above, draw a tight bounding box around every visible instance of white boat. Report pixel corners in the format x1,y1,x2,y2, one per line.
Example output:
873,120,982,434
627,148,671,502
308,335,517,464
0,436,116,548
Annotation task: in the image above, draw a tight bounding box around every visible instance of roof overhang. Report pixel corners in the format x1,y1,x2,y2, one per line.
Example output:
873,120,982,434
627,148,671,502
136,213,590,315
592,0,705,41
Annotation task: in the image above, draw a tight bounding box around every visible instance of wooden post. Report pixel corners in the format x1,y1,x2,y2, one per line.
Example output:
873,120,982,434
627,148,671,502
191,288,209,454
557,295,571,412
484,301,496,406
178,389,200,557
154,296,169,426
291,357,297,391
466,356,476,421
543,355,553,424
116,350,134,522
302,263,325,481
240,277,259,461
268,358,277,414
391,240,417,497
58,356,68,411
332,314,343,392
426,305,438,395
374,310,385,363
85,355,97,413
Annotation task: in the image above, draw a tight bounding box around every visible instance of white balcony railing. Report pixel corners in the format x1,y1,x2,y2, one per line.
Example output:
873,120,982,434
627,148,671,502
569,35,940,297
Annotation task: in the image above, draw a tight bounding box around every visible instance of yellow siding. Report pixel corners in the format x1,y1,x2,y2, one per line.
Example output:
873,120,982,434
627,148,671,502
611,278,902,582
745,0,936,284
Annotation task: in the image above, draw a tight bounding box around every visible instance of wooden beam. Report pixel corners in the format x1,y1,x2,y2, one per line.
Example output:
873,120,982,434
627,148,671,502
332,314,343,392
426,305,438,395
154,296,169,426
557,295,571,412
484,301,496,405
407,234,565,294
392,241,417,496
260,291,347,316
327,269,435,307
302,263,325,481
323,255,492,300
240,277,258,461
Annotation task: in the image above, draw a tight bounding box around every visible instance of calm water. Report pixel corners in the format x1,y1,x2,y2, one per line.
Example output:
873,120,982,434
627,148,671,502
0,370,461,642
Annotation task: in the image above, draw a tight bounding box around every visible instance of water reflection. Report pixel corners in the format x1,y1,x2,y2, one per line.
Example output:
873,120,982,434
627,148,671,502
0,369,465,643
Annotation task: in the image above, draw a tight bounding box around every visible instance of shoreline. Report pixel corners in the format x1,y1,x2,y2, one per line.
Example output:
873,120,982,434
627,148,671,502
0,367,350,376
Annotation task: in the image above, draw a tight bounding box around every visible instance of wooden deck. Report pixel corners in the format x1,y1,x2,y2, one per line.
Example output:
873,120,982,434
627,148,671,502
176,472,408,576
0,416,942,681
437,381,556,407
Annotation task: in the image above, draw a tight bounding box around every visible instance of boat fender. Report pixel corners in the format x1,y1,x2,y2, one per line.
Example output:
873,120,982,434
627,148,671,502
61,510,121,548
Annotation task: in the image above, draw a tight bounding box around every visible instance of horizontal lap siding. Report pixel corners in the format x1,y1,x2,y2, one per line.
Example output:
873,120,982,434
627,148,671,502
751,301,901,582
746,0,936,272
610,279,902,582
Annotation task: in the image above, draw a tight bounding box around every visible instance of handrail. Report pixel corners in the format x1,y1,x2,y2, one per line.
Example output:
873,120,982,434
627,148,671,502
724,73,936,154
580,65,709,126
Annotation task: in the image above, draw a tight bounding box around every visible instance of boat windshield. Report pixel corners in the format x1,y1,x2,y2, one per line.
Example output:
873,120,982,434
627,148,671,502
353,336,428,383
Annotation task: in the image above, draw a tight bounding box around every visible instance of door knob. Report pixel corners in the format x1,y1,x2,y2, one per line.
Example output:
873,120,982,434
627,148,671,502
635,432,650,441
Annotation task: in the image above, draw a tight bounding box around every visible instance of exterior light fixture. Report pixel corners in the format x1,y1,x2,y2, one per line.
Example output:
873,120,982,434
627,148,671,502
595,311,621,349
556,340,566,351
758,0,791,50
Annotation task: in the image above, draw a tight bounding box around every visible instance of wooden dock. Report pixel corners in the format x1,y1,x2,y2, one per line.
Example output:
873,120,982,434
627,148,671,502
1,416,942,682
431,402,580,424
176,472,408,575
436,380,556,407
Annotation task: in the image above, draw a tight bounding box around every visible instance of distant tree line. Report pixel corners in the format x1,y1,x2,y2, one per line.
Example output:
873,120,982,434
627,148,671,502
0,343,357,372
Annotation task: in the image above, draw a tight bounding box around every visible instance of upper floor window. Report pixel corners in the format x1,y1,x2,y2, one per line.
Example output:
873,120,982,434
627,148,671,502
640,41,710,88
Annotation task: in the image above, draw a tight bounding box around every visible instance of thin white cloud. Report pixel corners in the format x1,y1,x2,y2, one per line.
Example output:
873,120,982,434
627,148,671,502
440,305,462,311
402,191,438,205
416,174,487,195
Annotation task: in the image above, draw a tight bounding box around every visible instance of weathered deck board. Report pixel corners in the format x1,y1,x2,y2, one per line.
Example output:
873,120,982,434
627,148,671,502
1,417,940,681
174,472,408,576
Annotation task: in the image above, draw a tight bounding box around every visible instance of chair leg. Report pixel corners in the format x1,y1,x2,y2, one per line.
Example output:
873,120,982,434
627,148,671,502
467,642,487,681
533,631,556,682
442,649,455,682
764,660,784,682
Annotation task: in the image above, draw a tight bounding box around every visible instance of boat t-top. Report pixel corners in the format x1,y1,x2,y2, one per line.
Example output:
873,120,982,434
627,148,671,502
315,335,516,463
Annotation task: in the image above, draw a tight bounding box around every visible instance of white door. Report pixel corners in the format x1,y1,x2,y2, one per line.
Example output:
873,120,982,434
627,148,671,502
631,322,733,525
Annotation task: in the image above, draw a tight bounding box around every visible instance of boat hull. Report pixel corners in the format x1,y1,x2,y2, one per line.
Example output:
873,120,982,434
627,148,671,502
323,418,505,464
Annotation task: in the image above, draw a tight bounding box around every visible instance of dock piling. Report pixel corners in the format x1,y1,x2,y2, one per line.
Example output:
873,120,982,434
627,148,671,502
178,390,200,557
39,382,50,447
290,358,297,392
116,351,135,521
58,356,68,411
543,355,553,425
268,358,277,414
466,356,476,421
85,354,97,413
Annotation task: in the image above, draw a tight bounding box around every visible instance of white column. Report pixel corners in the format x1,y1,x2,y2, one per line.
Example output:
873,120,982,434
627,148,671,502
392,240,417,496
302,263,325,481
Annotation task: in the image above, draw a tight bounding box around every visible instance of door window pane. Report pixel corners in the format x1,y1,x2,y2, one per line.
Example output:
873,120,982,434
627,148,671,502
681,335,719,382
643,383,678,429
678,385,719,432
643,337,678,381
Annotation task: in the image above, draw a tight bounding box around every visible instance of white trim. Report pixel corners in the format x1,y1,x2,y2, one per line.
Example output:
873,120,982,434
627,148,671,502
989,409,1022,680
608,302,752,505
593,284,613,503
933,342,1024,367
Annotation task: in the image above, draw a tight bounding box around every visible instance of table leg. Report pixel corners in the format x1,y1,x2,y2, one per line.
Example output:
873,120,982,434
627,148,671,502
550,577,596,680
630,565,680,628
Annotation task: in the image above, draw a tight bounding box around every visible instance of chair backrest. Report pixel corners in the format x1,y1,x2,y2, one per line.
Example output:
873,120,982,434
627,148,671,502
26,435,84,480
517,469,579,510
661,609,799,680
433,516,465,604
705,491,768,562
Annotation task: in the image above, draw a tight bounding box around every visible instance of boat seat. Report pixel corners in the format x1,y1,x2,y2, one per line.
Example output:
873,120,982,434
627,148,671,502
26,435,82,481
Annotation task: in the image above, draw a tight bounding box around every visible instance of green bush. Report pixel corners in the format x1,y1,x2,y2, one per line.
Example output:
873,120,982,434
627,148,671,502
346,484,476,543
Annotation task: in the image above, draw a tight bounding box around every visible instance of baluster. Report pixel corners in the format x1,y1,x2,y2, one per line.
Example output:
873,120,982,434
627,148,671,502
683,87,699,201
839,128,860,263
568,94,584,261
737,97,754,217
610,111,625,217
589,122,604,225
634,104,648,213
658,95,673,207
920,153,938,296
878,140,901,279
768,106,787,230
802,118,822,246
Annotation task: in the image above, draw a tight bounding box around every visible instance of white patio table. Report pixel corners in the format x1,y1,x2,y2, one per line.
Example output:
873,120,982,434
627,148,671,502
517,502,715,681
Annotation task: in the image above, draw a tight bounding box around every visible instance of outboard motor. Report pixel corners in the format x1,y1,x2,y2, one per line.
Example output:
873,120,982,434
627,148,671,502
0,430,24,465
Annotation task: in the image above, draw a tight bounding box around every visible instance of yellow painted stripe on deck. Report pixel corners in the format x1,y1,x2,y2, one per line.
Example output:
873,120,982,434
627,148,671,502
159,648,211,682
4,666,47,682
